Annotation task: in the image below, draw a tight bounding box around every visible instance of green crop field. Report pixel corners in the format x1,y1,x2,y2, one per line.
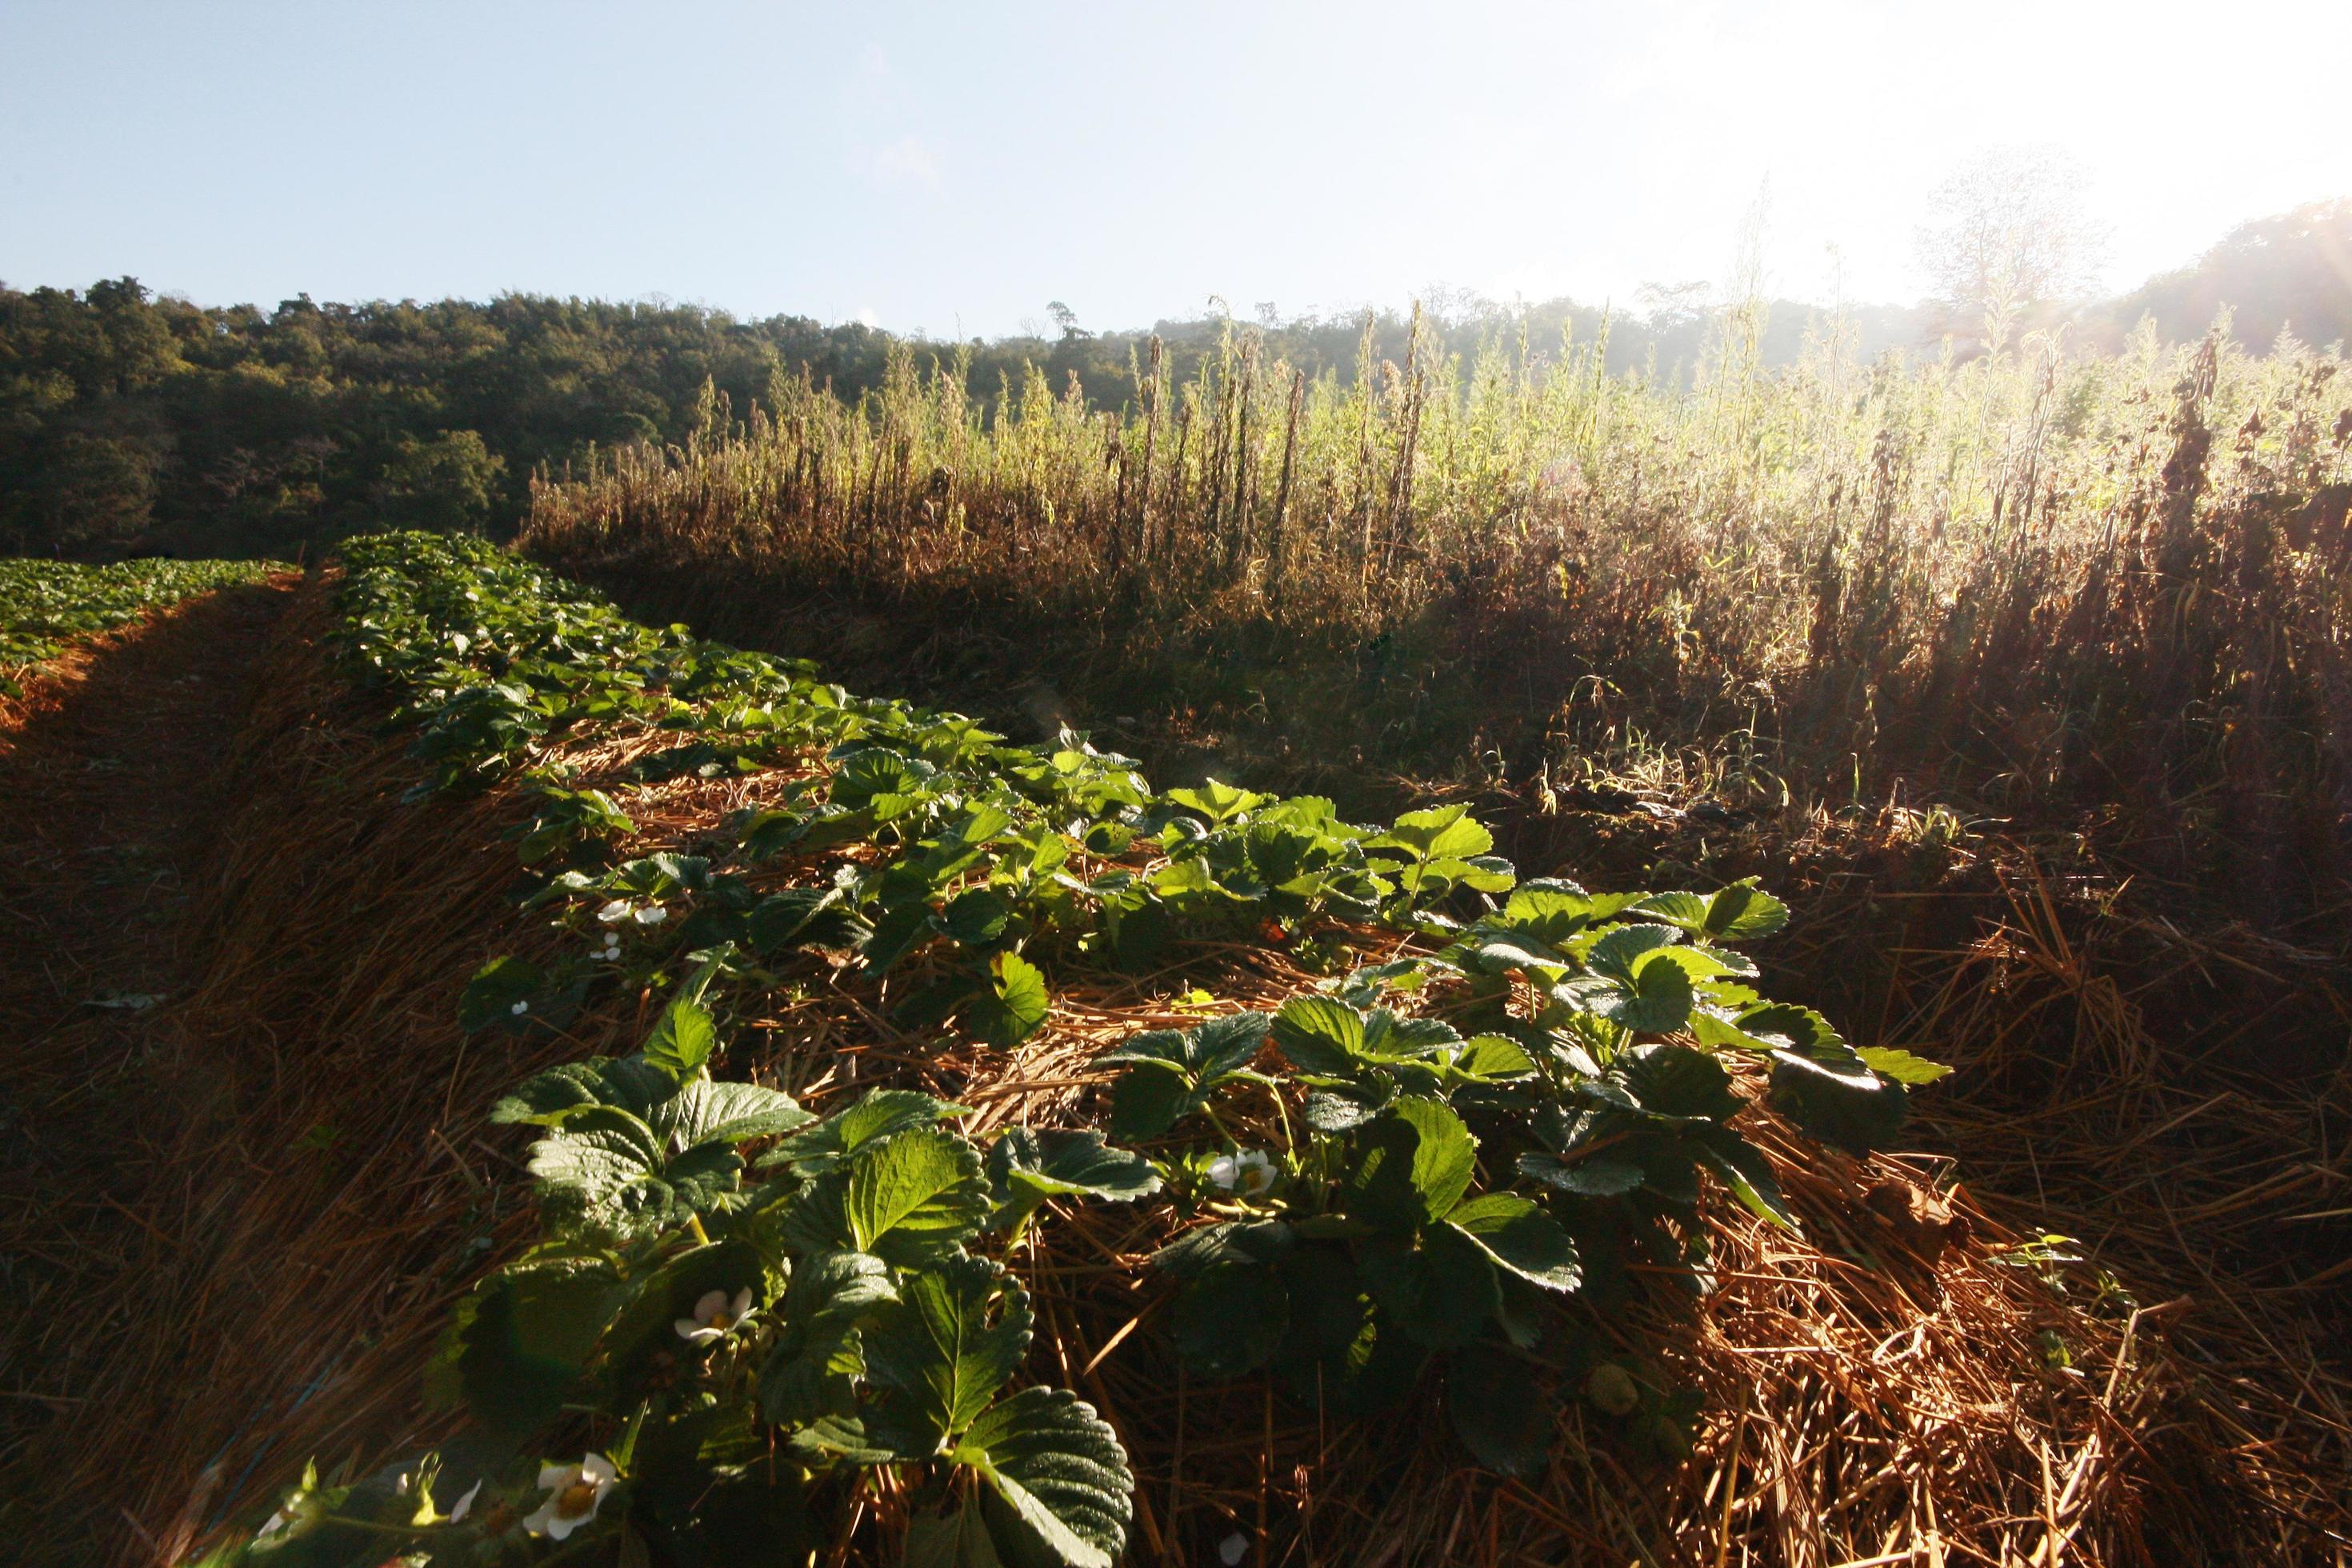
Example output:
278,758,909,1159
0,557,284,694
523,318,2352,939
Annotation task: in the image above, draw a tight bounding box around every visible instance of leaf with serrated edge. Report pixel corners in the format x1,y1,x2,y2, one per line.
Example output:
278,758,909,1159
1356,1223,1499,1348
1346,1098,1477,1230
1585,922,1682,982
1768,1049,1907,1158
862,1256,1032,1450
1450,1035,1536,1081
986,1127,1162,1235
641,950,730,1081
658,1078,812,1147
1705,880,1789,940
758,1250,896,1428
906,1497,1006,1568
1692,1127,1798,1231
762,1087,965,1174
1598,951,1694,1034
1516,1151,1646,1197
1270,994,1366,1076
954,1386,1133,1568
842,1128,990,1265
1612,1044,1742,1122
966,952,1050,1048
1631,890,1712,931
1445,1194,1582,1290
1858,1046,1953,1085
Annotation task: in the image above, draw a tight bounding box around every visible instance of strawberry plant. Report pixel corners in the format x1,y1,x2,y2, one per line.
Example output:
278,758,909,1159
212,960,1142,1568
210,533,1941,1564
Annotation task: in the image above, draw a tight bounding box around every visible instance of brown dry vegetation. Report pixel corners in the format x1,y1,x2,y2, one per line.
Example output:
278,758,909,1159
520,324,2352,930
0,582,574,1564
4,571,2348,1566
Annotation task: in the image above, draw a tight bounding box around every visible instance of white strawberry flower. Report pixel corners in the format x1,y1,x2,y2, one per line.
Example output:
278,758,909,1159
595,899,634,924
674,1286,754,1346
522,1454,616,1540
509,999,529,1016
1206,1149,1277,1196
632,904,669,926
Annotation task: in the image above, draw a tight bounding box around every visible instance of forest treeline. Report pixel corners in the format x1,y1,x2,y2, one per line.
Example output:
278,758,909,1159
3,198,2345,559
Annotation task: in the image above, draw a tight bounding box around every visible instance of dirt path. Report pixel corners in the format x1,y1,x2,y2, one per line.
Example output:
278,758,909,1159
0,581,295,1544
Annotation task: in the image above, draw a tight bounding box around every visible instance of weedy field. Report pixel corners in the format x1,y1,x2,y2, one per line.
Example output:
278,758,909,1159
521,318,2352,934
2,534,2344,1567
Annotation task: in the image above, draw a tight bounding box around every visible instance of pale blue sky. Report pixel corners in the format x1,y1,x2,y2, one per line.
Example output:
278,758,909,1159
3,0,2346,334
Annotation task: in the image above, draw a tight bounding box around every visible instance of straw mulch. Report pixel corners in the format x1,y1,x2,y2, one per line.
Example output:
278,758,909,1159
0,602,174,736
0,581,621,1566
2,575,2346,1566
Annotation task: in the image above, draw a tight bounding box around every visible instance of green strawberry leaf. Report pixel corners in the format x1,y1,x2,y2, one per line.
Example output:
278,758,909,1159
863,1255,1034,1451
637,948,734,1082
786,1126,990,1267
1270,994,1367,1077
1355,1222,1500,1349
1444,1194,1582,1291
1703,879,1790,941
1691,1126,1798,1230
1447,1341,1552,1477
426,1254,626,1437
1610,1043,1743,1123
1858,1046,1953,1085
758,1250,896,1429
1170,1262,1290,1378
761,1087,967,1175
984,1126,1162,1237
1344,1097,1478,1231
956,1386,1134,1568
846,1128,992,1266
1769,1047,1907,1158
966,952,1050,1048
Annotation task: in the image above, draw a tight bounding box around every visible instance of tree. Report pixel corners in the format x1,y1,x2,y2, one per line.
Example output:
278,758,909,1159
374,430,506,532
2102,198,2352,350
2,431,158,551
1915,148,2106,354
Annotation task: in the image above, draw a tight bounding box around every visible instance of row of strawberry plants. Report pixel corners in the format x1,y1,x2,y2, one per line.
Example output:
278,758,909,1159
0,555,286,694
211,531,1942,1567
